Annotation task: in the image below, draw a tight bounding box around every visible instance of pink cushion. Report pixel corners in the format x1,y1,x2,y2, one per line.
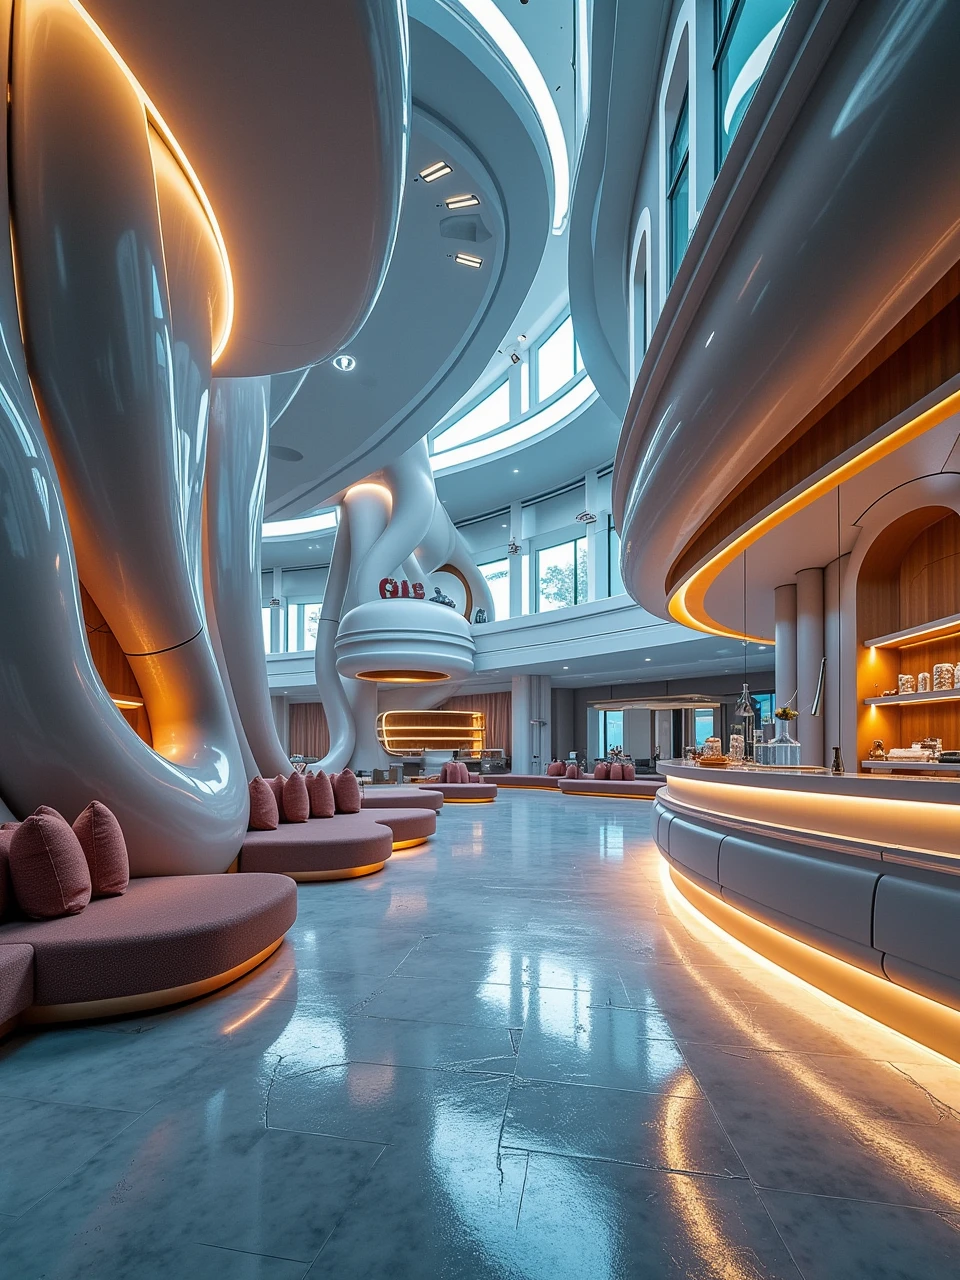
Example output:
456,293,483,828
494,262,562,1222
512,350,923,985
439,763,452,783
623,763,636,781
546,762,563,777
72,801,129,898
282,771,310,823
610,762,624,781
0,825,18,922
593,761,609,780
334,768,361,814
307,769,335,818
9,812,91,920
565,763,579,779
267,775,286,815
457,762,470,783
248,777,279,831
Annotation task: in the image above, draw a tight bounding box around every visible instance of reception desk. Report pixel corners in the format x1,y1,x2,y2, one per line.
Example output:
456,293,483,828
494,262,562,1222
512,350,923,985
654,763,960,1060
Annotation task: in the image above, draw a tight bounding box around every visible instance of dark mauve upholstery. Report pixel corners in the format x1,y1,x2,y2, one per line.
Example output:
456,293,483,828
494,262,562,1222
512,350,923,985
0,873,297,1006
267,774,286,814
241,814,392,875
73,801,129,898
361,808,436,843
424,782,497,801
593,762,610,780
0,943,33,1023
362,786,443,812
9,812,91,919
282,771,310,823
248,776,279,830
559,777,663,799
494,775,560,789
334,769,362,814
307,770,335,818
0,825,17,921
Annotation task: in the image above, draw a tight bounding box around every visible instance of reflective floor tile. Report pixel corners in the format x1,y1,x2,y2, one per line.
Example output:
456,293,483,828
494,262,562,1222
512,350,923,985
502,1075,746,1175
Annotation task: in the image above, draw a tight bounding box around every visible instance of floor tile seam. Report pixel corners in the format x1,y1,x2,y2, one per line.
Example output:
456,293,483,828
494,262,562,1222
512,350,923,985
302,1144,390,1276
348,1011,519,1032
264,1121,396,1148
277,1058,516,1084
512,1071,702,1098
0,1088,148,1117
196,1240,313,1266
752,1182,960,1213
498,1142,751,1181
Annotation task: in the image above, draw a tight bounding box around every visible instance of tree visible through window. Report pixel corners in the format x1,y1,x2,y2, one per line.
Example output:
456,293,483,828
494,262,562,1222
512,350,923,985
537,538,587,611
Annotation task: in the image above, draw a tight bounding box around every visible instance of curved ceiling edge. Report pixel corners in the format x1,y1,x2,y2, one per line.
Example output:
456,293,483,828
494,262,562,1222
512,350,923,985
614,0,960,623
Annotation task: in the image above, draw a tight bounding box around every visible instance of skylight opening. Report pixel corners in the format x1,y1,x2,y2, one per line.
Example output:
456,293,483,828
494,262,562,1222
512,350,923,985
262,510,339,539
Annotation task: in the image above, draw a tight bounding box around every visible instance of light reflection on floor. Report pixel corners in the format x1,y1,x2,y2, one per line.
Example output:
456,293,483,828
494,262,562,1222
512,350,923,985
0,792,959,1277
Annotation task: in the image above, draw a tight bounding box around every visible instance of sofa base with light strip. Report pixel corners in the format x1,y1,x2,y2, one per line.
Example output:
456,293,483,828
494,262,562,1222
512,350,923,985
362,785,444,812
559,777,664,798
493,774,561,790
240,814,394,880
418,782,497,803
0,872,297,1028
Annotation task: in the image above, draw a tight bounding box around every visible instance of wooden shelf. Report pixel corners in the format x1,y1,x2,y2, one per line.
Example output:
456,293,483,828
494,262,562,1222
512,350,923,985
863,612,960,649
861,760,960,773
864,688,960,706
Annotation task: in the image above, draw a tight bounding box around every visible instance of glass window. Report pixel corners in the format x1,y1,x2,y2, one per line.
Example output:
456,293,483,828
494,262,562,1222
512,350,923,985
479,558,510,620
522,551,531,615
716,0,792,165
695,708,715,747
600,710,624,757
303,602,322,650
262,606,272,654
287,603,298,652
433,381,510,454
536,537,587,612
608,521,625,596
752,691,775,723
537,316,576,402
667,90,690,284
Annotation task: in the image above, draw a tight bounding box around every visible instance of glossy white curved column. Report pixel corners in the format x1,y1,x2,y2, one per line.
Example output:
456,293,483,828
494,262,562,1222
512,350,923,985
773,584,798,714
206,377,291,779
314,516,356,773
2,0,247,873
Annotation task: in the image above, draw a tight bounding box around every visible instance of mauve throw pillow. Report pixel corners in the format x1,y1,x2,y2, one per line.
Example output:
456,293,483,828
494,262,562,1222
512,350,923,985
282,771,310,823
248,776,279,831
457,762,470,783
0,824,18,921
610,762,624,781
9,812,91,919
334,768,361,814
565,763,578,779
593,761,609,780
439,763,451,783
623,763,636,781
267,774,287,818
73,801,129,897
307,770,335,818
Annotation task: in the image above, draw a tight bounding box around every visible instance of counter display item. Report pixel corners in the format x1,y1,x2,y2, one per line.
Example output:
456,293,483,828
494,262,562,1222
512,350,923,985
934,663,954,690
898,674,916,694
918,671,931,691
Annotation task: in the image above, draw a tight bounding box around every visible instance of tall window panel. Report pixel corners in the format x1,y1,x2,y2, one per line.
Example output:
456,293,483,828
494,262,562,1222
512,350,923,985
536,537,587,612
600,710,624,757
716,0,792,167
479,558,510,620
667,90,690,284
608,519,625,596
537,316,576,402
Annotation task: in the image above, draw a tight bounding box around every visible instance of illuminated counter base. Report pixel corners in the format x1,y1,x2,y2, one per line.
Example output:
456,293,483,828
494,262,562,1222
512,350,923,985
654,764,960,1063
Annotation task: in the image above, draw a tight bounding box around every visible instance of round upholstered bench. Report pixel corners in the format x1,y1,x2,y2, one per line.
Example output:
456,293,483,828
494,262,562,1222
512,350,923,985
362,785,444,813
0,872,297,1023
240,814,393,881
558,777,664,799
358,806,436,849
493,774,561,790
421,782,497,803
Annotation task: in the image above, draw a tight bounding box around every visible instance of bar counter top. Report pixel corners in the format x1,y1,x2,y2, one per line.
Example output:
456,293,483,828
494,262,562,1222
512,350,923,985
659,761,960,806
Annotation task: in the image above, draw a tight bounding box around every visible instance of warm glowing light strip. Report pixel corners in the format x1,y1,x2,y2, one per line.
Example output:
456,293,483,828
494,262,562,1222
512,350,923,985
68,0,234,363
865,611,960,649
111,694,144,710
662,856,960,1066
668,385,960,642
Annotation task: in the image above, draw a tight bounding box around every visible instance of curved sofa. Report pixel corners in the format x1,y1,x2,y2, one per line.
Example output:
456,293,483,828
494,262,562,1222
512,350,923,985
361,807,436,849
422,782,497,803
0,872,296,1026
654,764,960,1062
240,815,394,881
560,777,663,799
362,785,444,812
494,774,561,790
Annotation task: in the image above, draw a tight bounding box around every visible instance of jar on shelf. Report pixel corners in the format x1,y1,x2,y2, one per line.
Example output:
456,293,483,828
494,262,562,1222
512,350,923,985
918,672,931,692
898,674,916,694
934,663,953,690
954,662,960,689
728,731,745,762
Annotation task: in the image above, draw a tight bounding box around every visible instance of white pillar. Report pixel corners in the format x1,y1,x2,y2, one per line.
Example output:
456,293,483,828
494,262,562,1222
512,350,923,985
511,674,551,772
796,567,825,766
511,675,532,771
774,583,798,713
585,469,601,602
509,500,522,619
825,553,852,771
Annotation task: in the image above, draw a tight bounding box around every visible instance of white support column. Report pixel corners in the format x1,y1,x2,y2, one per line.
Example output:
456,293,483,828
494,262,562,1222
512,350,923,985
511,674,551,773
585,469,601,601
774,583,798,712
796,567,825,767
511,675,531,772
509,500,523,619
825,554,850,770
272,566,284,653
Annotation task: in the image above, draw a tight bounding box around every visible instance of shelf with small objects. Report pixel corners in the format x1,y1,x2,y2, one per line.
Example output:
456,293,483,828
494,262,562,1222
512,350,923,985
857,508,960,775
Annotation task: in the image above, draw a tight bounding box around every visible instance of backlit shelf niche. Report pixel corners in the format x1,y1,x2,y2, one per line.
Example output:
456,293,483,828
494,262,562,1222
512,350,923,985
376,709,484,757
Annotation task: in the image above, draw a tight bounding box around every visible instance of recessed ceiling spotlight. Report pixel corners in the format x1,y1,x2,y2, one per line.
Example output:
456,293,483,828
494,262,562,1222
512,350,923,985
563,665,569,670
501,523,507,528
758,645,766,650
420,161,452,182
445,193,480,209
644,657,651,662
512,468,519,474
455,252,483,268
518,334,527,342
332,354,356,372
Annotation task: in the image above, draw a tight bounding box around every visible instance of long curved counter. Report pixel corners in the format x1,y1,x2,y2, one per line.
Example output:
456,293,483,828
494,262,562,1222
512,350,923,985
654,763,960,1062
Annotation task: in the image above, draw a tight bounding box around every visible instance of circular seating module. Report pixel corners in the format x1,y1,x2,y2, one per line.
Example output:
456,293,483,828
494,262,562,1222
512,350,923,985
240,814,392,881
423,782,497,803
558,777,663,799
493,774,561,789
362,807,436,848
0,872,297,1022
362,785,444,812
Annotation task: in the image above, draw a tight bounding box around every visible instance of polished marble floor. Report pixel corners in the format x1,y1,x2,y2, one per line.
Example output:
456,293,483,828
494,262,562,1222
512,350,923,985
1,792,960,1278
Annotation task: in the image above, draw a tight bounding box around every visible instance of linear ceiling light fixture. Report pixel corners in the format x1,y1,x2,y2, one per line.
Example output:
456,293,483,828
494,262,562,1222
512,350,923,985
455,252,483,268
445,193,480,209
450,0,570,232
420,160,453,182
